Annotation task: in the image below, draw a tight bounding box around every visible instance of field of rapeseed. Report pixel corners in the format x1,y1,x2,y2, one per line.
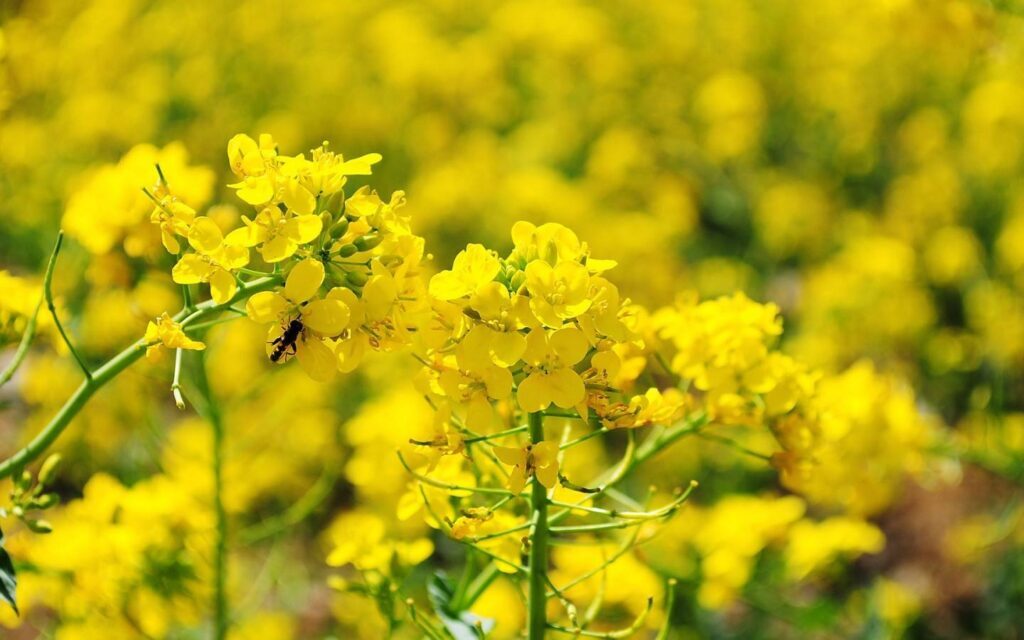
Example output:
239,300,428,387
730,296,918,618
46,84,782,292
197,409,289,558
1,1,1023,638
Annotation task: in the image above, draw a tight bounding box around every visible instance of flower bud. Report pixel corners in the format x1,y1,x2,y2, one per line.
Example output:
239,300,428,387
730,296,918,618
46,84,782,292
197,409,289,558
346,270,369,287
354,234,382,251
319,211,334,230
329,218,350,239
509,271,527,292
38,454,62,486
26,519,52,534
337,244,358,258
30,493,59,510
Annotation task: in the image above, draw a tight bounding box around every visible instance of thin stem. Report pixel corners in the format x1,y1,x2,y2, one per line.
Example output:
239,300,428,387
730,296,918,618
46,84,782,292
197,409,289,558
527,411,548,640
239,467,338,545
193,353,229,640
463,425,528,444
655,579,678,640
171,348,186,410
43,232,91,379
0,275,281,479
456,562,500,611
397,451,515,496
0,292,43,388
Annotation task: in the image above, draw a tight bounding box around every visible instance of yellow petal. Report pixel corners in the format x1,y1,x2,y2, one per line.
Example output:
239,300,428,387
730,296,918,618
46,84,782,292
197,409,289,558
296,337,336,382
532,442,559,467
335,334,367,373
161,230,180,254
546,368,586,409
172,254,212,284
535,461,559,489
235,177,274,205
339,153,383,175
550,327,589,365
246,291,287,324
490,331,526,367
516,372,550,412
285,215,324,244
493,446,525,466
429,270,473,301
188,217,223,254
282,180,316,215
466,395,500,432
208,268,237,304
303,299,350,336
285,259,325,303
507,466,527,495
261,234,298,263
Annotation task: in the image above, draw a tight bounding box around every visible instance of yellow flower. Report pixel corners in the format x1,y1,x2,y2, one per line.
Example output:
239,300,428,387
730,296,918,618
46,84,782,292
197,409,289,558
171,217,249,303
245,259,351,381
517,327,590,412
150,199,196,254
143,313,205,361
493,441,560,494
429,243,502,301
524,259,591,328
224,206,322,263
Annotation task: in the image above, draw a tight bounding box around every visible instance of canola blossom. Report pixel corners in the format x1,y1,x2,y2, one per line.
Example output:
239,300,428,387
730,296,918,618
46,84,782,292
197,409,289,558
1,1,1022,637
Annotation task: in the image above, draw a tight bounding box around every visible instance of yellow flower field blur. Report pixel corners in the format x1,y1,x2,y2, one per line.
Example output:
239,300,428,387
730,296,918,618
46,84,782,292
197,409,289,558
1,0,1022,638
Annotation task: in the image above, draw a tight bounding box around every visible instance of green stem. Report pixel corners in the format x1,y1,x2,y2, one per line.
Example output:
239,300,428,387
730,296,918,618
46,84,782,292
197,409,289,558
456,562,500,611
0,275,281,480
0,293,43,388
43,232,92,380
193,353,229,640
527,411,548,640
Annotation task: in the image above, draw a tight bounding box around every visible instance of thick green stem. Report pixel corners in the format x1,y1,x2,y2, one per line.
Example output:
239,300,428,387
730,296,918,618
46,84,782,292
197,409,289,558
527,411,548,639
193,353,229,640
0,275,280,479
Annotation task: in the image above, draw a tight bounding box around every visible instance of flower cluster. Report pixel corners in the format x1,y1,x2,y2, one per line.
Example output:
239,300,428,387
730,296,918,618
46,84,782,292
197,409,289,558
147,134,429,381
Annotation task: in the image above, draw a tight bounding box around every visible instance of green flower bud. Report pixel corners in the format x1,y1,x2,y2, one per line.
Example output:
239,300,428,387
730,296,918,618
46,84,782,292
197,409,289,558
354,234,382,251
26,519,52,534
30,493,59,510
329,218,350,239
346,270,369,286
337,244,358,258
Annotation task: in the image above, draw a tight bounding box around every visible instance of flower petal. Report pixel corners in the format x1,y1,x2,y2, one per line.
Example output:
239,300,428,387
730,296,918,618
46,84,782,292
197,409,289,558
188,217,224,254
550,327,589,365
172,254,212,284
546,368,586,409
296,337,336,382
303,299,350,336
246,291,287,324
285,259,325,303
208,268,237,304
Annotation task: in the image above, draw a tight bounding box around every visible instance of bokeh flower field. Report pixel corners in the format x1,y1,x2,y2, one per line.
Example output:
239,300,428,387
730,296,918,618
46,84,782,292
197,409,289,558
1,0,1023,638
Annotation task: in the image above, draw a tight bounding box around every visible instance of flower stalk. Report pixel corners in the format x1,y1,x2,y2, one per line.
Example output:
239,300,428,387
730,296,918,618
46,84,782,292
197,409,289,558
527,410,548,640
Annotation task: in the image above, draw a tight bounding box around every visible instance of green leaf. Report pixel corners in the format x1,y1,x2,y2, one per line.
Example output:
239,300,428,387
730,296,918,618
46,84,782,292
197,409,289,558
0,528,18,615
428,572,494,640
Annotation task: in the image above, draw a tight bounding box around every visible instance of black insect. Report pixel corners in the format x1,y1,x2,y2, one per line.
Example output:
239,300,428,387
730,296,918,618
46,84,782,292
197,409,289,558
270,317,304,362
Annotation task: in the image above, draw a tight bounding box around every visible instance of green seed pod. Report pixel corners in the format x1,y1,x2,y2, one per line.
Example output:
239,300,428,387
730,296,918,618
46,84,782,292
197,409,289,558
354,234,382,251
346,270,369,287
337,244,358,258
38,453,62,486
329,217,350,239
